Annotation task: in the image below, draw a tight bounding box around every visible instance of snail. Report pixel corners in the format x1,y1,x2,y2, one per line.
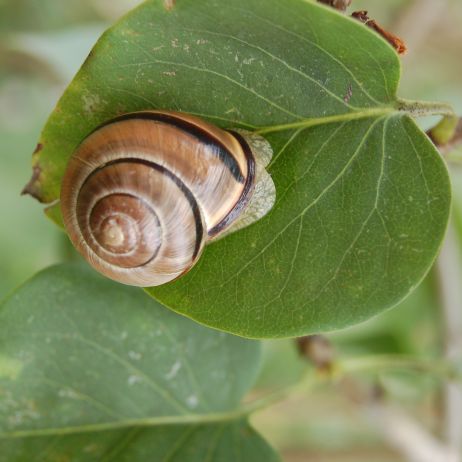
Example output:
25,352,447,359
61,111,275,287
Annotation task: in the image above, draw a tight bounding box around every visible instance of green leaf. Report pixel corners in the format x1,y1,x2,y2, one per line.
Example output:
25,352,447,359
2,423,279,462
152,115,450,337
0,264,278,461
28,0,450,337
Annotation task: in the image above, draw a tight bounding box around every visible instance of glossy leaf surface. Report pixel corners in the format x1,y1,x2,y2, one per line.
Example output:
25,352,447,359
28,0,450,337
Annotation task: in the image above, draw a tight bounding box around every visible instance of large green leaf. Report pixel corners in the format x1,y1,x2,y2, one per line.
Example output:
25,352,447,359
27,0,450,337
0,264,278,461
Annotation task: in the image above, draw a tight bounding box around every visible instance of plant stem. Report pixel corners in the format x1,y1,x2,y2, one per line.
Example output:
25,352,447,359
396,98,457,118
241,369,324,414
245,354,459,415
243,354,459,418
341,354,456,379
254,99,456,136
4,354,458,440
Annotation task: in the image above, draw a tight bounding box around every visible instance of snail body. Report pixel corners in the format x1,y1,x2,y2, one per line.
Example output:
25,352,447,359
61,111,275,287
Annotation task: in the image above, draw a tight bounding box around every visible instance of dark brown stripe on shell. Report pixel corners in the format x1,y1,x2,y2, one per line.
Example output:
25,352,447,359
92,112,245,183
208,130,256,237
79,159,204,262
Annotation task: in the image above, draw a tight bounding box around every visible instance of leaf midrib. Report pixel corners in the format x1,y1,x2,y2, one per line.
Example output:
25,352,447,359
0,407,251,440
256,106,394,134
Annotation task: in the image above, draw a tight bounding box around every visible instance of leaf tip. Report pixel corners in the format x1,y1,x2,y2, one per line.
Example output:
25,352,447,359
21,165,44,201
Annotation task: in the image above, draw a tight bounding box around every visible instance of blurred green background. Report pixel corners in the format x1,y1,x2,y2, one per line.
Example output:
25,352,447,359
1,1,461,461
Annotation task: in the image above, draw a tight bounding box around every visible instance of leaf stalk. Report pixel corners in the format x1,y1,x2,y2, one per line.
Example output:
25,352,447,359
254,99,457,136
396,98,457,119
3,354,458,440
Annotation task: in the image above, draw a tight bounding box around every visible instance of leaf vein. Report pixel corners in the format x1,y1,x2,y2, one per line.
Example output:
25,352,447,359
28,332,191,415
118,59,303,119
207,116,386,290
100,428,142,462
303,117,390,304
161,426,198,462
182,27,358,110
228,5,383,106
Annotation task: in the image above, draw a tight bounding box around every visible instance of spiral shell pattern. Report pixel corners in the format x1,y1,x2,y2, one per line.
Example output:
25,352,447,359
61,111,255,286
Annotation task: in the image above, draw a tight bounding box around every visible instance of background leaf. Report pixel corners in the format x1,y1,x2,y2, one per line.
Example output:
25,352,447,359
27,0,450,337
0,264,278,461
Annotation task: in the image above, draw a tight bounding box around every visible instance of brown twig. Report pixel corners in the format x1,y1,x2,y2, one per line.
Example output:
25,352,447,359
317,0,351,13
351,10,407,55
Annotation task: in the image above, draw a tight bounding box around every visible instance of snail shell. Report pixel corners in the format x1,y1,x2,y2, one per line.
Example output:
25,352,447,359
61,111,275,287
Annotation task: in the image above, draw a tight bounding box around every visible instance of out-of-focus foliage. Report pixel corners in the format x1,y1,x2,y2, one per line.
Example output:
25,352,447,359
0,84,61,297
0,0,143,31
0,0,143,299
0,0,461,461
0,0,100,31
0,264,277,462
